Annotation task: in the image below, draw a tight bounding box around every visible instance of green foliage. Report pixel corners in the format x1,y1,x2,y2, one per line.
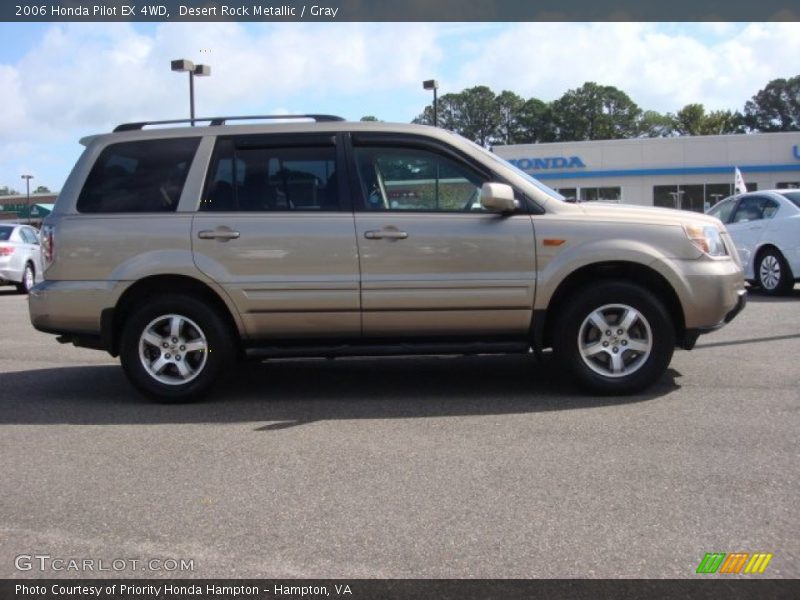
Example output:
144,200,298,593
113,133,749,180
412,75,800,146
637,110,675,137
742,76,800,132
670,103,742,135
551,82,642,141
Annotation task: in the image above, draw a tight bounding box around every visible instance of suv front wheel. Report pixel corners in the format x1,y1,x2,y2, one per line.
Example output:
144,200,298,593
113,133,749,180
553,281,675,395
119,294,234,402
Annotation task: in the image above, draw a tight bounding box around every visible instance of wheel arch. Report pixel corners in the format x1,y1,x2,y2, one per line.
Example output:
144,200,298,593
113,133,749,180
754,242,789,265
537,261,686,351
106,275,243,357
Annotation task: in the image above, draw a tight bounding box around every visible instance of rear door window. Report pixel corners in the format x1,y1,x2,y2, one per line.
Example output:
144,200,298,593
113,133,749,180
730,196,778,223
77,138,200,213
201,136,340,212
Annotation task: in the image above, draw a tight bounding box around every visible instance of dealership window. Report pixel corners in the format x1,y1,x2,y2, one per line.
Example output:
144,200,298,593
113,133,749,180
777,182,800,189
577,187,621,202
705,184,733,210
654,182,758,213
556,188,577,201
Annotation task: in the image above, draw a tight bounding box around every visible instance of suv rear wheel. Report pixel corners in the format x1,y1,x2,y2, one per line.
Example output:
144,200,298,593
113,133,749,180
119,294,234,402
553,281,675,395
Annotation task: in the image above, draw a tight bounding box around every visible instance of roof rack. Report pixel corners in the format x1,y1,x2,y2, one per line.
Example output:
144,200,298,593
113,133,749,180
113,114,346,132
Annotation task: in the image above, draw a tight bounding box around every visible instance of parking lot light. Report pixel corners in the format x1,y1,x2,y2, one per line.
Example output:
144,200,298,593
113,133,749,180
423,79,439,127
20,174,33,224
171,59,211,126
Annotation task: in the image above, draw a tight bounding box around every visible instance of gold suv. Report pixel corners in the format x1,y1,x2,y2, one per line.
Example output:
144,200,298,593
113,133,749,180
29,115,747,401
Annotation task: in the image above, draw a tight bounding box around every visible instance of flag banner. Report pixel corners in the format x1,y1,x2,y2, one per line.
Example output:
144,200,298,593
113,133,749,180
734,167,748,194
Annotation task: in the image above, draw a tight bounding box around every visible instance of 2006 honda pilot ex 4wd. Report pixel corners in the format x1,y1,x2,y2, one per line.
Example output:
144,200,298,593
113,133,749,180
29,115,747,401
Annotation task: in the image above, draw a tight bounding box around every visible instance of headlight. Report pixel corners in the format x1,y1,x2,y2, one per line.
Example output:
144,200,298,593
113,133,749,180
683,223,728,257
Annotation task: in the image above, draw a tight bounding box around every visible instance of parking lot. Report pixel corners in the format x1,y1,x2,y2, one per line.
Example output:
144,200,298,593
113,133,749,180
0,287,798,578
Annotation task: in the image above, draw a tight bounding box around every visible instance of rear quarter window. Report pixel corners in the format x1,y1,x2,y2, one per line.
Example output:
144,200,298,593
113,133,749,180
77,138,200,213
0,226,12,241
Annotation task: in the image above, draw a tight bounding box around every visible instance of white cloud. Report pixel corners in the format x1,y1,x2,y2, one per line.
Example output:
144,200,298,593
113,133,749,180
447,22,800,113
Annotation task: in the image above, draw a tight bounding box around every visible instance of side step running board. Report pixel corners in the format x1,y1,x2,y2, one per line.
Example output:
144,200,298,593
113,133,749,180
244,341,531,360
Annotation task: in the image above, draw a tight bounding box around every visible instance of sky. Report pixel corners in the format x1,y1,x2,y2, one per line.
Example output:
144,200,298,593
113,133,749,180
1,21,800,192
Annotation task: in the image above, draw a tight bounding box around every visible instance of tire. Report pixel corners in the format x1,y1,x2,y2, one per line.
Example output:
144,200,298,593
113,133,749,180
552,281,675,395
119,294,235,402
756,248,794,295
16,263,35,294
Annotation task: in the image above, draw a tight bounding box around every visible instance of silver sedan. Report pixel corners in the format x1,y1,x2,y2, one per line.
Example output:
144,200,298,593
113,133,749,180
0,223,43,294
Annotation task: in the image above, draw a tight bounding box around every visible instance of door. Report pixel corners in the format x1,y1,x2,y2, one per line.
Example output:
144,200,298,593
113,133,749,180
348,136,537,338
725,195,779,275
192,134,361,339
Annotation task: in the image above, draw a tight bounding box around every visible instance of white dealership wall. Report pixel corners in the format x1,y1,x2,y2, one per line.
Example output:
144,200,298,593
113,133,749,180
494,132,800,210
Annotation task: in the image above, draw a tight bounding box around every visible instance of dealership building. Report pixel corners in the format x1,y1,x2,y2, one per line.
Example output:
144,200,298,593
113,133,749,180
494,131,800,212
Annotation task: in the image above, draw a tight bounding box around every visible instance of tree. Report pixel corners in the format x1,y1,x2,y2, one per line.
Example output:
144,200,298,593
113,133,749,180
516,98,557,143
742,76,800,132
413,86,501,146
551,82,642,141
34,185,51,194
636,110,675,137
671,103,742,135
454,86,502,146
412,93,461,131
360,116,380,122
0,186,19,196
494,90,525,145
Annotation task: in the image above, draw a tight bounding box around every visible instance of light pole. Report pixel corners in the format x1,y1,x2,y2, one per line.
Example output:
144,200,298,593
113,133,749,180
423,79,439,127
171,59,211,126
21,174,33,224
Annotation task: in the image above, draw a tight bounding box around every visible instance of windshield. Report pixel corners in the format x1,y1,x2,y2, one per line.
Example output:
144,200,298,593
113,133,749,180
779,191,800,208
455,135,566,201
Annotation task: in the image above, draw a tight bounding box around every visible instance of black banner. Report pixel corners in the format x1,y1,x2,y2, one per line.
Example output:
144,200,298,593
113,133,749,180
2,0,800,22
3,580,800,600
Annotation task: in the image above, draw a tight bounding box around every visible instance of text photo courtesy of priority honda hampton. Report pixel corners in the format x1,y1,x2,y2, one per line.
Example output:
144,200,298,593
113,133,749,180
28,115,747,402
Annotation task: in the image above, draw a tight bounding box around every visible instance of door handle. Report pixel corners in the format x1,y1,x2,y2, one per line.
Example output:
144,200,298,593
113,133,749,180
364,229,408,240
198,229,240,240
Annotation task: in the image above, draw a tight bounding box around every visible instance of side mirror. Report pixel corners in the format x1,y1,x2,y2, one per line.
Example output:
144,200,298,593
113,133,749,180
480,182,518,213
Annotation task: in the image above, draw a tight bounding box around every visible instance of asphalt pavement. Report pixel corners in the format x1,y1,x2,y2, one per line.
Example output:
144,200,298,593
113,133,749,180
0,287,798,578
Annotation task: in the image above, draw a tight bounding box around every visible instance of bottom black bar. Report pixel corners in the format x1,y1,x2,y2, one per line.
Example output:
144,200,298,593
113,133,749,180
2,579,799,600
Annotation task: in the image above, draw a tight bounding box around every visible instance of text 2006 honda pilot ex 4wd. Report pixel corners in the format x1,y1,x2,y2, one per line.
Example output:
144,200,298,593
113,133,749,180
29,115,747,401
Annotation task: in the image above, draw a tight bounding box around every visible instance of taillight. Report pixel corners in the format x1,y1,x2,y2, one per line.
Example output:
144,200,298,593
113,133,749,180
41,224,55,267
0,245,14,256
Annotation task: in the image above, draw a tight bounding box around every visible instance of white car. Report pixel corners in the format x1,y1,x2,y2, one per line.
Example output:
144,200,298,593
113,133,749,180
0,223,43,294
707,190,800,295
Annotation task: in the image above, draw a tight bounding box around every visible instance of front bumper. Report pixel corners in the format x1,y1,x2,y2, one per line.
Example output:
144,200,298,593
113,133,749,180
722,288,747,325
680,288,747,350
